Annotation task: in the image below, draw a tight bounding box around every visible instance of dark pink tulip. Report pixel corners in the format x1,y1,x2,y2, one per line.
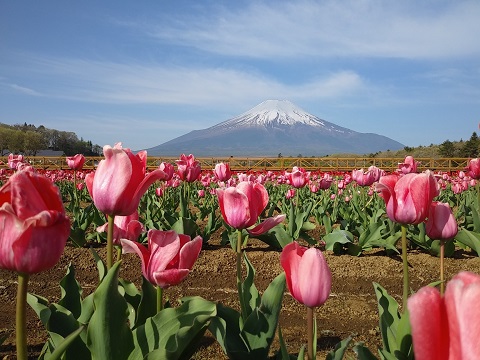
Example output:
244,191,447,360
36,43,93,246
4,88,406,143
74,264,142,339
214,162,232,182
408,271,480,359
352,166,381,187
397,155,419,174
318,173,333,190
285,188,295,199
176,154,201,182
466,158,480,179
121,230,202,288
216,181,285,235
0,170,70,274
66,154,86,171
286,167,309,188
8,154,24,170
85,143,167,216
280,241,331,308
426,202,458,241
159,162,175,181
97,210,145,245
376,170,439,225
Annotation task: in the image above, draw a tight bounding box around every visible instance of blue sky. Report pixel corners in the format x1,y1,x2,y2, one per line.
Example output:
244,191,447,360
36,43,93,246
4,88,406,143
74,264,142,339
1,0,479,152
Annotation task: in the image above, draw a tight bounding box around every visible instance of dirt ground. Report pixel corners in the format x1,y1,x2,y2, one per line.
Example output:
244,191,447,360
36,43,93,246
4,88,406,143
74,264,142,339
1,234,480,359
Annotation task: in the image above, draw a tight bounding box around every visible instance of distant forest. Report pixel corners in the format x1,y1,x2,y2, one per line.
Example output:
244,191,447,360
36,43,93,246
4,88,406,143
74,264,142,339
0,122,102,156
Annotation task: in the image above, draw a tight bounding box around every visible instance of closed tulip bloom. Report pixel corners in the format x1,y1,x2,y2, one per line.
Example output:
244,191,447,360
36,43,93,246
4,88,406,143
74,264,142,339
96,210,145,245
397,155,419,174
426,202,458,241
375,170,439,225
0,170,70,274
121,230,202,288
352,166,380,187
280,241,331,308
466,158,480,179
214,162,232,182
66,154,86,170
159,162,175,181
85,143,167,216
408,271,480,360
216,181,285,235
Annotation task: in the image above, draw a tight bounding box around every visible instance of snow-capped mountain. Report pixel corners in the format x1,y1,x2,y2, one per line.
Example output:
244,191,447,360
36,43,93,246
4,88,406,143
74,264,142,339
145,100,404,157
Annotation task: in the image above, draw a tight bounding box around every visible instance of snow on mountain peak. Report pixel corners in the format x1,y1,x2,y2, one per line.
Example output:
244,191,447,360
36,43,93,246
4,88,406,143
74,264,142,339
218,99,327,128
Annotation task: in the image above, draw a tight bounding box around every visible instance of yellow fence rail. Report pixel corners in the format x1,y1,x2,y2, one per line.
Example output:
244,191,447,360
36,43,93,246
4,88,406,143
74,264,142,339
0,156,471,172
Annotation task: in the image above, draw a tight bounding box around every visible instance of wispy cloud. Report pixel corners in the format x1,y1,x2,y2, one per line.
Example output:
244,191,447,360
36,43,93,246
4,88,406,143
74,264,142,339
145,0,480,60
8,83,42,96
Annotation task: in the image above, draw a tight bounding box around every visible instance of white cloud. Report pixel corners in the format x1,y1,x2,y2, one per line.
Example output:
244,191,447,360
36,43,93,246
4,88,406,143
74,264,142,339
8,83,42,96
146,0,480,60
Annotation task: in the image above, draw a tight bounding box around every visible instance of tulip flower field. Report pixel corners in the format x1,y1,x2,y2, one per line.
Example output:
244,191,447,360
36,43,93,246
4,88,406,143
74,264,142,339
1,148,480,359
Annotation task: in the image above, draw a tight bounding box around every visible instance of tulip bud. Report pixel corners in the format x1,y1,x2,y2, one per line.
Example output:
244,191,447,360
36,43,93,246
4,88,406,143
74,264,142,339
425,202,458,241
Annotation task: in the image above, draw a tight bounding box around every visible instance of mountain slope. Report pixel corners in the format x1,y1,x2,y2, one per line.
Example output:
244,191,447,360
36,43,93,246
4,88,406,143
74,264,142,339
146,100,404,156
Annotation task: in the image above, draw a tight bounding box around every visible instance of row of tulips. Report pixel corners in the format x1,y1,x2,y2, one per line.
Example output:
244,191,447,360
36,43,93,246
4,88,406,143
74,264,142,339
1,146,480,359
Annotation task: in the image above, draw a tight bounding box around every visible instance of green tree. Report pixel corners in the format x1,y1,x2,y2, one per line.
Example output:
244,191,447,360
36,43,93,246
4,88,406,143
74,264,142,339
438,140,456,158
23,131,47,155
461,132,479,157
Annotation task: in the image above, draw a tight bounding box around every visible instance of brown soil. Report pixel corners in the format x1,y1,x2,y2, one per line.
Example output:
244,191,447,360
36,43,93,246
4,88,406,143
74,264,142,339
1,235,479,359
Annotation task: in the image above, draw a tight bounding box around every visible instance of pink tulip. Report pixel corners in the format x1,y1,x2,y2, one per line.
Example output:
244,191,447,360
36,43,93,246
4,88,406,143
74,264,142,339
159,162,175,181
66,154,86,170
318,173,333,190
216,181,285,235
466,158,480,179
121,230,202,288
397,155,419,174
8,154,24,170
197,189,205,198
97,210,145,245
155,187,163,197
352,166,381,186
426,202,458,241
280,241,331,308
286,167,309,188
214,162,232,182
376,170,439,225
285,188,296,199
85,143,167,216
408,271,480,359
0,170,70,274
176,154,201,182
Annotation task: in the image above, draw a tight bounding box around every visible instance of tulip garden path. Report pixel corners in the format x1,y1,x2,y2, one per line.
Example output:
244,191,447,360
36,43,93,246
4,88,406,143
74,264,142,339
1,230,479,359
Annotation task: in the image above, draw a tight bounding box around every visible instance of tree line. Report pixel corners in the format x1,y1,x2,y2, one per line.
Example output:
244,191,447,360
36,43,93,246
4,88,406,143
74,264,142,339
438,132,479,158
0,122,102,156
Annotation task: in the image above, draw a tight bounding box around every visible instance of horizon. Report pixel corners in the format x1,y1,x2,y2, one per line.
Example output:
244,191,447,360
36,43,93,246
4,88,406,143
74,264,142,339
1,1,479,151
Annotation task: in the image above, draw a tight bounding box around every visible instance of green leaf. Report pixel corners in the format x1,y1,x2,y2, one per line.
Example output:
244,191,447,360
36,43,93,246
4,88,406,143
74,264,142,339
133,276,158,329
27,293,51,326
324,230,354,251
353,343,379,360
129,296,216,360
86,261,134,360
172,216,199,237
242,254,260,318
46,325,86,360
89,248,107,282
59,263,83,319
455,228,480,255
326,335,352,360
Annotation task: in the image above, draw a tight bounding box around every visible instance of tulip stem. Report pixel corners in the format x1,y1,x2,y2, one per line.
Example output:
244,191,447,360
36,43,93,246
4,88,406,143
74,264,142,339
401,224,410,312
440,240,445,295
115,245,122,263
157,286,164,312
477,183,480,211
107,215,115,270
236,229,247,321
307,307,315,360
16,272,29,360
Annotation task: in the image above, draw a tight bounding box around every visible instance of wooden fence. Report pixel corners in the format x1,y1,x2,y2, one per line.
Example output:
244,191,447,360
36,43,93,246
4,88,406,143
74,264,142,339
0,156,471,172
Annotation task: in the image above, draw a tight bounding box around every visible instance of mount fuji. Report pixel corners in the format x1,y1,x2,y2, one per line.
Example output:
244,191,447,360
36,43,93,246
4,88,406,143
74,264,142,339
145,100,404,157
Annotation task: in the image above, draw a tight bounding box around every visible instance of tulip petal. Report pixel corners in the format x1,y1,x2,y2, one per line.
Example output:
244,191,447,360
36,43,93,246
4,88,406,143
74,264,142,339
247,214,286,236
280,242,307,304
217,187,250,229
178,236,202,270
152,269,190,288
147,230,180,273
297,248,331,308
408,286,449,360
121,238,152,283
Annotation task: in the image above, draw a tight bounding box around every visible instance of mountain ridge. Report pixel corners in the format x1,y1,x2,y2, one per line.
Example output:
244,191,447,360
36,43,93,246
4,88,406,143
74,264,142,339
145,100,404,157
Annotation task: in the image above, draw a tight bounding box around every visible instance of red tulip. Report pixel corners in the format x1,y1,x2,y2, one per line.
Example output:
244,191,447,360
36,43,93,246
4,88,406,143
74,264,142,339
426,202,458,241
376,170,439,225
66,154,86,170
85,143,167,216
216,181,285,235
96,210,145,245
0,170,70,274
214,162,232,182
280,241,331,308
408,271,480,359
121,230,202,288
466,158,480,179
159,162,175,181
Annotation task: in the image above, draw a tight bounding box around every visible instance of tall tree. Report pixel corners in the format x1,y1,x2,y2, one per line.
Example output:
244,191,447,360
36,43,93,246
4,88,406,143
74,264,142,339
461,132,479,157
438,140,456,158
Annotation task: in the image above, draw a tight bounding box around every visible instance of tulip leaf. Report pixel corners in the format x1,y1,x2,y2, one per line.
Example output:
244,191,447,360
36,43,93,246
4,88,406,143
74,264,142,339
89,248,106,282
373,282,412,360
172,216,198,237
129,296,216,360
86,261,134,360
46,325,86,360
242,253,260,318
133,276,158,329
59,263,82,319
324,229,354,251
255,224,292,249
326,335,352,360
353,343,379,360
455,228,480,256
